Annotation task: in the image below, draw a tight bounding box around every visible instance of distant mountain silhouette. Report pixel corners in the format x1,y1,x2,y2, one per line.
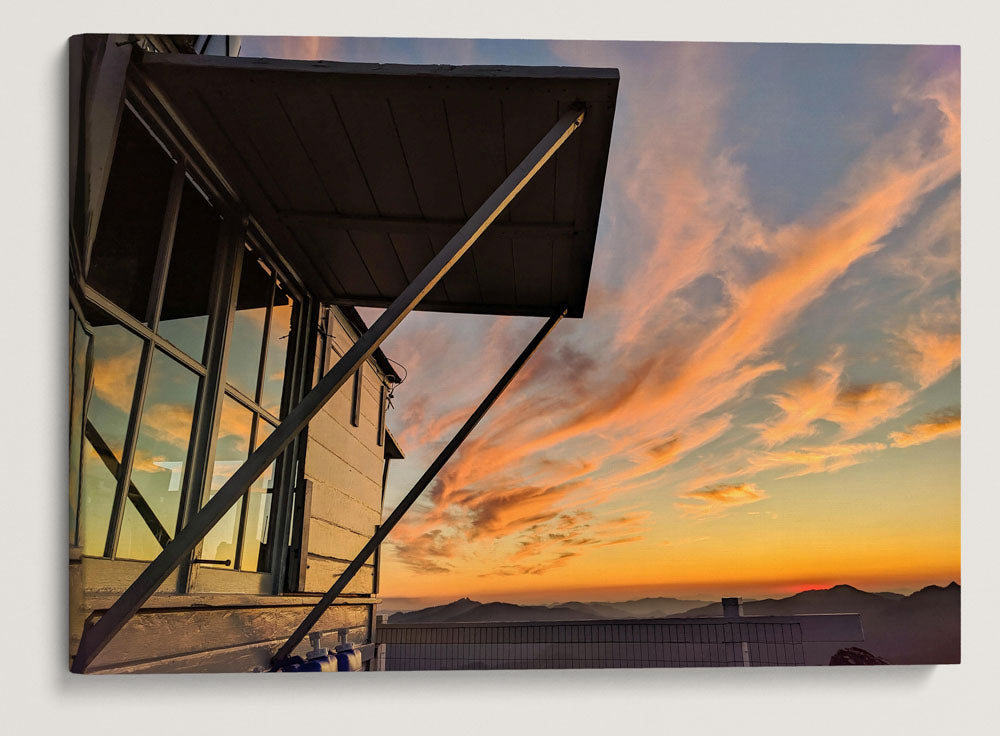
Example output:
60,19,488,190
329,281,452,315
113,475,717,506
388,597,483,623
670,582,960,664
568,597,713,618
387,595,711,624
386,584,960,664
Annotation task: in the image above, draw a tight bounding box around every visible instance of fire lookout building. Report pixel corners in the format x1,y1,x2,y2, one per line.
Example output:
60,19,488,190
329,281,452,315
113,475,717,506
68,34,618,673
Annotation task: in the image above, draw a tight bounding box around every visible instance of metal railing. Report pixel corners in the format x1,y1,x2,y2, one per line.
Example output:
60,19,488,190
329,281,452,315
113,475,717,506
373,613,864,670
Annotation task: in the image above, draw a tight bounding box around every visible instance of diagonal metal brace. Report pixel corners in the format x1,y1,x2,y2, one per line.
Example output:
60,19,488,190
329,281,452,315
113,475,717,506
270,310,565,667
71,105,585,674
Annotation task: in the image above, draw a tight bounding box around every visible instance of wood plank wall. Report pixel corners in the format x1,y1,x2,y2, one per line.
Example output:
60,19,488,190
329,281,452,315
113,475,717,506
301,307,388,596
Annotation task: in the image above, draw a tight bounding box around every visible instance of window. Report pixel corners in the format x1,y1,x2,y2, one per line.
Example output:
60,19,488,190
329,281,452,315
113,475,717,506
203,245,298,573
75,102,302,585
87,109,175,322
157,178,220,362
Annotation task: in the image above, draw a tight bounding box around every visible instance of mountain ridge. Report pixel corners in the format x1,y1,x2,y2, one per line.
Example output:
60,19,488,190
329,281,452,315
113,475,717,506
387,595,713,624
385,583,960,664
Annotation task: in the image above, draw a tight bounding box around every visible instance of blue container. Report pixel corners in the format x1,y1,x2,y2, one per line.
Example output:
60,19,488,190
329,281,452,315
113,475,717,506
302,653,338,672
275,653,337,672
277,631,340,672
335,643,362,672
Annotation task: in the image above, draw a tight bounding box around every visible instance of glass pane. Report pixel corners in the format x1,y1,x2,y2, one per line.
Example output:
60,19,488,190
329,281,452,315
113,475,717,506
69,311,90,546
225,249,272,398
87,108,174,321
201,396,254,569
260,284,296,416
157,178,222,362
241,419,276,572
79,310,143,557
117,350,199,561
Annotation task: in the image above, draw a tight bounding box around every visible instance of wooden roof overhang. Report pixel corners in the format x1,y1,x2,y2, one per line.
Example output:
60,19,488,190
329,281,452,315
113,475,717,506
135,53,619,318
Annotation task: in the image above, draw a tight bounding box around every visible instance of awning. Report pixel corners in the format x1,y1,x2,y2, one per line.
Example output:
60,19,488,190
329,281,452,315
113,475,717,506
136,53,618,318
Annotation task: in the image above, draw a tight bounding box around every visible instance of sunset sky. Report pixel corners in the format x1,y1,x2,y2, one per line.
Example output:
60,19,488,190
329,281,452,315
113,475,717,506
243,37,961,605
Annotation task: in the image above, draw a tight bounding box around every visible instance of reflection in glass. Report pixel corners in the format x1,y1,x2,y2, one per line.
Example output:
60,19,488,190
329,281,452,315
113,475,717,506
260,285,295,416
157,178,221,362
225,249,272,398
117,349,198,561
79,315,143,557
201,396,253,568
69,312,90,546
241,419,276,572
87,108,174,321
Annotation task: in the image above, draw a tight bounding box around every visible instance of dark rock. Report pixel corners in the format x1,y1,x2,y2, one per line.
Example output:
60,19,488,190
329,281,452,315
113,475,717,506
829,647,890,665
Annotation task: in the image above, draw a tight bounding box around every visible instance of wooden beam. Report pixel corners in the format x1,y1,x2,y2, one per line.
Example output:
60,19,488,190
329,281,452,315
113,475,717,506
280,211,576,239
323,294,578,318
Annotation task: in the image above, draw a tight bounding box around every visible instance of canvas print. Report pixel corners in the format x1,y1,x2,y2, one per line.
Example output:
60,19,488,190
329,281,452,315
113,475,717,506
68,34,960,673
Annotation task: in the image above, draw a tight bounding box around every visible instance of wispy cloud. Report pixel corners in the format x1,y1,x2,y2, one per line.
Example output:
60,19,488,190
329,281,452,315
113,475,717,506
676,483,768,517
890,408,961,448
390,529,460,574
898,320,961,389
758,355,913,446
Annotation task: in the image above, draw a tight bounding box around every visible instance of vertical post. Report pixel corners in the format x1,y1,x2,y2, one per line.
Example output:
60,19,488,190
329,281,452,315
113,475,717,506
290,479,313,592
178,217,244,592
71,106,585,674
273,294,319,593
722,598,749,666
722,597,743,618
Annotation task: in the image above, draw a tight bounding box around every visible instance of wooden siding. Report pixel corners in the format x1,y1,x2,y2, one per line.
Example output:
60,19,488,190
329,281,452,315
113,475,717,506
302,307,390,597
87,602,372,673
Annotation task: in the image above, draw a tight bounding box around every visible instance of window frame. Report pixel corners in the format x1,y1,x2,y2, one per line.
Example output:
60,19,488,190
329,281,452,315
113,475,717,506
76,74,314,596
197,241,300,578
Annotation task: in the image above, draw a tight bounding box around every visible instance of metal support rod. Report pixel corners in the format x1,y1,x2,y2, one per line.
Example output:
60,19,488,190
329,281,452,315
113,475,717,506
71,105,584,674
270,310,564,667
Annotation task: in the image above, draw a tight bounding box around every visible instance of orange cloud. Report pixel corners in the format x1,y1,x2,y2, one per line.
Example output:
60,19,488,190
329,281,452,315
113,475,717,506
676,483,768,517
890,408,961,448
899,324,960,388
682,438,890,492
457,479,587,541
756,442,887,479
758,356,914,446
390,529,459,574
492,509,649,576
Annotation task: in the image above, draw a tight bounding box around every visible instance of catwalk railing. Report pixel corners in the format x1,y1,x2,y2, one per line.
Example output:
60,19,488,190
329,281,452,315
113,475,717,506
373,614,864,670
